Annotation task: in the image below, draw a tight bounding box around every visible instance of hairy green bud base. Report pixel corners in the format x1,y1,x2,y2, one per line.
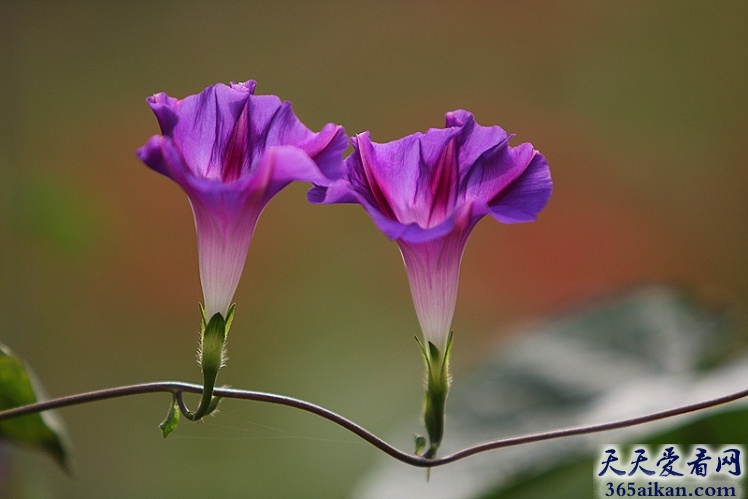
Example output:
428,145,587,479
415,331,453,459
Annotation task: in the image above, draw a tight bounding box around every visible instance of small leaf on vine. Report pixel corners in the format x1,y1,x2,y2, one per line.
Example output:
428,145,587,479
159,394,180,438
0,340,72,471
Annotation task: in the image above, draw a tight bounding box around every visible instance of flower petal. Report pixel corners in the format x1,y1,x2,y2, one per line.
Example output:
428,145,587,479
488,150,553,223
255,145,330,202
154,83,255,181
136,135,172,179
190,196,259,317
446,110,510,174
146,92,180,135
461,140,534,203
307,178,359,205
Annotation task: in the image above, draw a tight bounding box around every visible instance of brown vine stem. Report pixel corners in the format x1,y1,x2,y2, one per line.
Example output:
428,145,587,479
0,381,746,468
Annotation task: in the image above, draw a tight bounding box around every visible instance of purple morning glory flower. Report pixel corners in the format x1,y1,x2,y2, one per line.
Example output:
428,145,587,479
138,81,347,319
310,109,551,351
309,110,551,456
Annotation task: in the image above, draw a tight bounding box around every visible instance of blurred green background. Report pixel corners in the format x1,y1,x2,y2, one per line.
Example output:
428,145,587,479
1,1,747,498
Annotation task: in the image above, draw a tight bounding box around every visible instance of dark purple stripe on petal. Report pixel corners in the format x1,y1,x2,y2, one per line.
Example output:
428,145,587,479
353,133,398,221
221,100,250,183
461,138,535,209
243,94,283,167
208,88,223,171
425,137,458,227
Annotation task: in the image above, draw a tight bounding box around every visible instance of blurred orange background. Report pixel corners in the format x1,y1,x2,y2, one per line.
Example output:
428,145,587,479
1,2,746,497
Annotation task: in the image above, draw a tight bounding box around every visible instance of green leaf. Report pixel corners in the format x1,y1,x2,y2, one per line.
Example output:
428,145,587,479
0,341,73,471
158,394,180,438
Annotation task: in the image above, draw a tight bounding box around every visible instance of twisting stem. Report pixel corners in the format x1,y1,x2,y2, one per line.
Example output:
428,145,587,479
0,381,746,468
180,370,217,421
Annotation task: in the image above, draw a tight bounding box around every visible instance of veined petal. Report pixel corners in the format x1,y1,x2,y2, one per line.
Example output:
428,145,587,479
136,135,171,179
416,129,459,228
397,228,468,351
150,82,255,181
351,131,414,222
190,198,260,317
489,150,552,223
147,92,180,135
446,110,509,176
346,129,465,230
363,202,458,243
461,140,534,203
253,145,331,203
301,123,349,181
307,178,359,205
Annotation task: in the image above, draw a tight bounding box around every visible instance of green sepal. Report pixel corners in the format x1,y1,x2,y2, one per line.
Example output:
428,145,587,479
0,341,73,471
201,310,227,375
224,303,236,335
428,341,440,364
198,303,234,338
414,336,432,379
159,394,180,438
441,331,454,380
414,336,427,360
418,331,455,459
